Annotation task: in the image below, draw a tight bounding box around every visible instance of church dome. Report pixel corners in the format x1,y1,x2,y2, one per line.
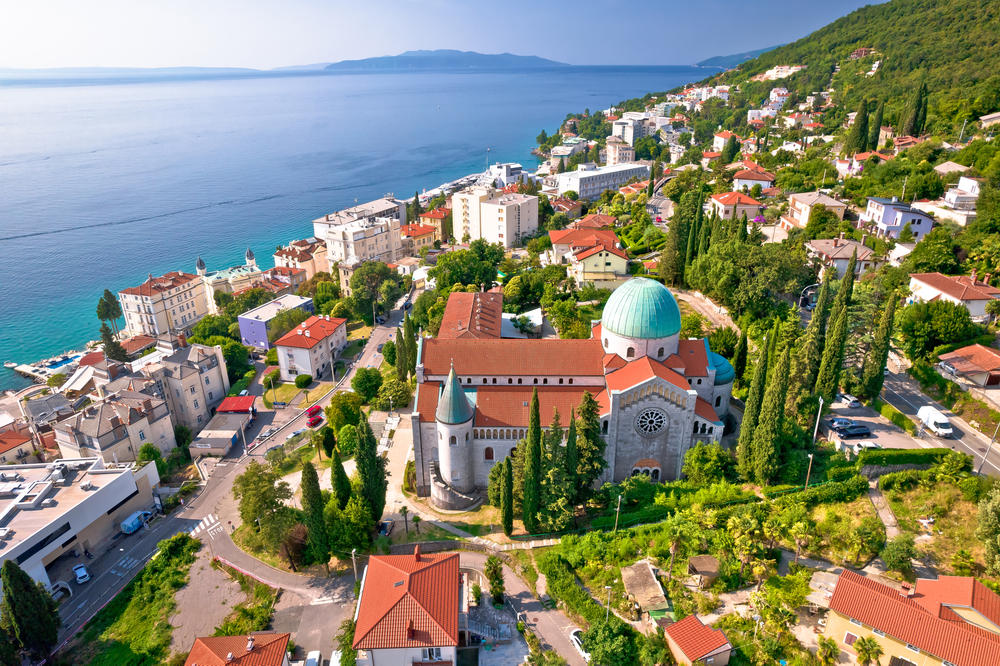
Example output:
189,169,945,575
601,278,681,340
709,351,735,385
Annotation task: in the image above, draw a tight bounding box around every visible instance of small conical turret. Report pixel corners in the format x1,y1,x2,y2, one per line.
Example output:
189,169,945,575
435,363,474,424
195,256,206,275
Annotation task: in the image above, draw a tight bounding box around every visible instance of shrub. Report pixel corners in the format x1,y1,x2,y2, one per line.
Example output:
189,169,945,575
773,476,869,509
872,399,917,435
294,374,312,389
826,466,856,482
879,469,927,491
960,475,994,503
880,535,916,573
856,448,954,468
263,369,280,388
265,348,278,365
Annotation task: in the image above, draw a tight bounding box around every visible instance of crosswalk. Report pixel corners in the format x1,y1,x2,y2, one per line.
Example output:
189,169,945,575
189,513,222,538
109,555,141,577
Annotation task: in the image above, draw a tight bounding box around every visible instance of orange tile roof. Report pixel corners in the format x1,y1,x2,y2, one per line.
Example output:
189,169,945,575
420,207,450,220
120,271,199,297
733,168,775,181
910,273,1000,303
570,213,616,229
913,576,1000,629
437,292,503,339
78,351,105,367
829,570,1000,666
273,315,346,349
549,228,618,247
353,551,459,650
714,130,740,140
184,632,290,666
605,356,689,393
664,615,731,662
939,344,1000,374
573,244,627,261
0,429,31,456
420,338,605,377
121,335,156,355
677,339,709,376
702,151,722,159
711,192,762,206
401,223,438,238
475,386,602,427
695,397,722,424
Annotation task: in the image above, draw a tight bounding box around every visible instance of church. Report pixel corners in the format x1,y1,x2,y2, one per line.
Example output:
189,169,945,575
408,277,735,510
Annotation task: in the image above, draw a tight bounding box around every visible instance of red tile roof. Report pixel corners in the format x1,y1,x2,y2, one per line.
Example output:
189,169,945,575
121,335,156,355
702,151,722,159
570,214,616,229
910,273,1000,303
828,570,1000,666
939,344,1000,374
573,244,628,261
184,632,290,666
664,615,731,662
437,292,503,339
78,351,105,367
273,315,346,349
474,386,602,427
420,207,450,220
401,224,438,238
677,339,708,376
266,266,305,278
695,397,722,424
549,228,618,248
854,151,894,162
216,396,256,413
0,429,31,456
121,271,199,297
353,551,460,650
733,169,775,181
913,576,1000,629
711,192,763,206
420,338,605,377
605,356,689,393
714,130,741,140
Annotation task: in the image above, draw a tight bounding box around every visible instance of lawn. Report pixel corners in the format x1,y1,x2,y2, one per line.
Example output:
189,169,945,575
70,534,201,665
884,482,985,575
301,382,333,406
807,496,885,565
268,382,302,405
346,323,372,341
342,339,366,358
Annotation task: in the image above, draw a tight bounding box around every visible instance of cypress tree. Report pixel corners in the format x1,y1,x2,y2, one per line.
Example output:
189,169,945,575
737,212,749,241
788,272,833,404
814,253,858,401
684,214,698,279
522,389,542,533
501,457,514,536
697,211,711,257
100,322,129,363
575,391,607,492
646,176,655,197
356,417,387,523
751,345,791,485
709,212,725,248
732,330,749,387
737,332,771,480
844,99,869,154
300,462,329,565
868,101,884,150
861,292,898,400
403,313,417,378
0,560,59,656
395,327,408,382
915,82,929,136
901,82,928,137
331,446,352,510
564,410,579,502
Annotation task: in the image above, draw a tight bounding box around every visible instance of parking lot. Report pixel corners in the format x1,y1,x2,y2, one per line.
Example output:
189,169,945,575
822,396,918,452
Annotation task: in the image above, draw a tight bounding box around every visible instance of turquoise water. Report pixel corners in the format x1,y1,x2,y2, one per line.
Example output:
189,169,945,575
0,67,704,389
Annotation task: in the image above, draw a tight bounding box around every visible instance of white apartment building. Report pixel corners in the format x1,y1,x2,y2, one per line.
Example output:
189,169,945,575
487,162,527,187
53,390,175,463
274,315,348,382
0,457,159,590
479,194,539,248
312,197,407,271
605,136,635,165
451,186,495,241
551,163,650,200
118,271,209,338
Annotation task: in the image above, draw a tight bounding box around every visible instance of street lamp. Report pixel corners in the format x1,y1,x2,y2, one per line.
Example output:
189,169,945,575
605,586,612,621
811,396,825,446
978,422,1000,474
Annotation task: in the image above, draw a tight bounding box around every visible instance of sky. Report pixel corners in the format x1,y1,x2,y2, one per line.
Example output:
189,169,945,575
2,0,883,70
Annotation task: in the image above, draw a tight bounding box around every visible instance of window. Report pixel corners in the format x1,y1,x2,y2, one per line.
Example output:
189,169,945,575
193,400,199,409
422,648,442,661
450,435,456,445
517,378,522,384
602,420,608,434
849,619,862,627
508,378,512,384
843,632,858,646
627,347,635,358
483,378,487,384
492,378,497,384
871,629,885,637
138,430,145,440
906,644,920,653
697,378,702,385
465,433,469,441
205,377,211,385
484,447,494,461
190,387,196,394
197,415,202,423
208,392,214,400
558,378,563,384
715,395,721,407
658,347,664,357
568,378,573,384
533,378,538,384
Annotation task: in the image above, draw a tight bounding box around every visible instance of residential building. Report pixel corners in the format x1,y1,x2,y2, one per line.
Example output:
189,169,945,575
401,223,437,254
806,237,881,279
849,47,875,59
237,294,315,350
352,549,466,665
709,192,763,221
197,250,266,313
184,633,291,666
664,615,733,666
313,197,407,282
53,390,175,462
546,228,619,265
619,180,650,196
569,213,615,229
418,207,450,242
486,162,527,187
908,272,1000,322
612,118,645,146
570,244,629,286
0,425,35,464
20,394,74,430
452,186,495,242
750,66,805,81
746,107,778,123
712,130,740,153
700,152,722,169
0,457,159,590
939,344,1000,387
189,410,252,458
274,315,347,382
605,135,635,165
272,238,328,280
933,161,970,177
262,266,307,295
551,163,650,200
980,111,1000,128
437,292,503,339
119,271,209,338
548,196,583,219
781,192,847,230
827,570,1000,666
861,196,936,241
478,194,539,248
410,278,732,509
732,168,775,191
944,176,983,211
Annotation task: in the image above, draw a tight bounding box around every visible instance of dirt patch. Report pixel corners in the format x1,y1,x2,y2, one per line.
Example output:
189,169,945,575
169,550,245,655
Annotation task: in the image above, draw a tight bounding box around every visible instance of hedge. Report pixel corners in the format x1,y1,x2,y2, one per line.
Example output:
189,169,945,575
773,475,869,509
294,374,313,389
878,469,927,491
872,398,917,435
856,448,955,468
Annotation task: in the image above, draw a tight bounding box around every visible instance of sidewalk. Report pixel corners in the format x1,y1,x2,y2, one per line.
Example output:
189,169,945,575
867,479,900,539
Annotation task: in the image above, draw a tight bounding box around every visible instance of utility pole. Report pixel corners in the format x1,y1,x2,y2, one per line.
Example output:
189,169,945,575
613,495,623,533
977,422,1000,474
605,586,613,621
958,118,968,144
811,396,825,446
351,547,358,584
804,453,814,490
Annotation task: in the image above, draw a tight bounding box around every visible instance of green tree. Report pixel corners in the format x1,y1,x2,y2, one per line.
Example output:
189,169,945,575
429,239,505,291
97,288,123,335
977,484,1000,575
897,299,980,361
351,367,383,403
319,425,336,458
0,560,59,657
356,417,388,523
382,339,396,366
817,636,840,666
737,332,771,480
350,261,396,323
732,330,749,386
661,513,699,581
575,391,607,499
814,253,857,402
394,327,409,382
721,135,740,163
330,446,352,510
582,619,638,666
522,389,542,533
853,635,884,666
137,442,165,475
900,81,928,137
372,376,412,412
788,272,833,404
682,442,732,484
868,101,884,150
844,98,869,154
751,345,791,484
233,461,292,541
563,412,579,499
403,312,418,378
880,535,916,573
100,321,129,362
337,424,360,457
484,555,505,604
300,462,329,566
500,457,514,536
861,292,897,400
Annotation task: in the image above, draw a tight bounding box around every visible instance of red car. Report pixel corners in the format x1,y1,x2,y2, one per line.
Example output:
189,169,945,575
306,404,322,417
307,415,323,428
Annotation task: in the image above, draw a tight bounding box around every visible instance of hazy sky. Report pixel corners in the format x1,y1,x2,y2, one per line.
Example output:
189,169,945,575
3,0,881,69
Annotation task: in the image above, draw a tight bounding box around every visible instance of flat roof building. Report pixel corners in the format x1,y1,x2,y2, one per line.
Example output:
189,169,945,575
237,294,315,350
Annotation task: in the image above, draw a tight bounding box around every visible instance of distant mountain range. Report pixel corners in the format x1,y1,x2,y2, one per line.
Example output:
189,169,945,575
696,46,782,69
323,49,568,72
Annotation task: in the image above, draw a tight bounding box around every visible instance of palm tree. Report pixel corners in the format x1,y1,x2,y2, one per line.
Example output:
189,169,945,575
400,505,409,536
854,636,883,666
662,514,698,582
790,521,813,565
412,515,421,535
750,558,775,591
817,636,840,666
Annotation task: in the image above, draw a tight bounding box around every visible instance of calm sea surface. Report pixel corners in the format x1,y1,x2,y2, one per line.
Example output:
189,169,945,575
0,67,704,389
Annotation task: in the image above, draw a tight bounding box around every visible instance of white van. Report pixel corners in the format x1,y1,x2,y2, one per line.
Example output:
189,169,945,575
917,405,953,438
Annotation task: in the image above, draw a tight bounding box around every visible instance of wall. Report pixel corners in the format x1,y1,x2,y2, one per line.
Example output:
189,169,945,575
826,610,944,666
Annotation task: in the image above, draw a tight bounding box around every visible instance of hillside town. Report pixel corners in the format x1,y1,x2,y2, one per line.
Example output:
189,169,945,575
5,5,1000,666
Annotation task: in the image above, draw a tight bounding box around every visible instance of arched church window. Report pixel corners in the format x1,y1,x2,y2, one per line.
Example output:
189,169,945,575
627,347,635,358
715,395,722,407
484,447,494,461
450,435,456,445
651,468,660,481
658,347,664,357
602,420,609,434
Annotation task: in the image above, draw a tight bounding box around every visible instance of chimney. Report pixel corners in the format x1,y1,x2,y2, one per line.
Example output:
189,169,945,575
833,237,839,248
985,273,993,285
177,332,187,348
971,268,978,282
305,330,311,338
142,398,153,412
406,620,415,639
861,233,868,246
413,544,421,561
246,636,255,652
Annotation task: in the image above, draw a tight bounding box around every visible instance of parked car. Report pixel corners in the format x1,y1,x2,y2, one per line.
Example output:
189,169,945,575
306,404,322,417
570,629,591,662
305,650,322,666
837,393,862,408
827,417,855,430
838,425,873,439
120,510,152,535
377,344,384,353
307,415,323,428
73,564,91,584
378,519,394,536
286,428,306,440
403,301,413,310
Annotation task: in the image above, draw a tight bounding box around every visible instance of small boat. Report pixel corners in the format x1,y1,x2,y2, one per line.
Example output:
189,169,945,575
3,361,16,369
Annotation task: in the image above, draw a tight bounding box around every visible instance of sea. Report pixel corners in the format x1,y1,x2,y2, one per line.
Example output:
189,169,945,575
0,66,706,390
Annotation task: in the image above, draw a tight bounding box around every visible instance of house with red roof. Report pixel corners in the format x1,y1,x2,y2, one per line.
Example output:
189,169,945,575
569,213,615,230
663,615,733,665
548,196,583,219
939,344,1000,388
418,207,450,242
437,292,503,339
700,151,723,169
732,168,775,191
401,223,438,253
0,425,34,464
908,272,1000,322
712,130,741,153
184,632,290,666
709,192,764,221
545,227,629,284
826,570,1000,666
273,315,347,382
352,548,466,665
411,278,733,509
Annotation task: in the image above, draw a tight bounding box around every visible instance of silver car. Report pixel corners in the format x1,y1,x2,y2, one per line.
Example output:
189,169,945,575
570,629,591,662
73,564,91,584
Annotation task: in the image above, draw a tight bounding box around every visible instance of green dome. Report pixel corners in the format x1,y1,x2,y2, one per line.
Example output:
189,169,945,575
436,365,474,424
710,352,735,385
602,278,681,340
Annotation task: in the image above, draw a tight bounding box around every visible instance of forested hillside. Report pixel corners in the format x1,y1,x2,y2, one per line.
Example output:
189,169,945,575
703,0,1000,136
